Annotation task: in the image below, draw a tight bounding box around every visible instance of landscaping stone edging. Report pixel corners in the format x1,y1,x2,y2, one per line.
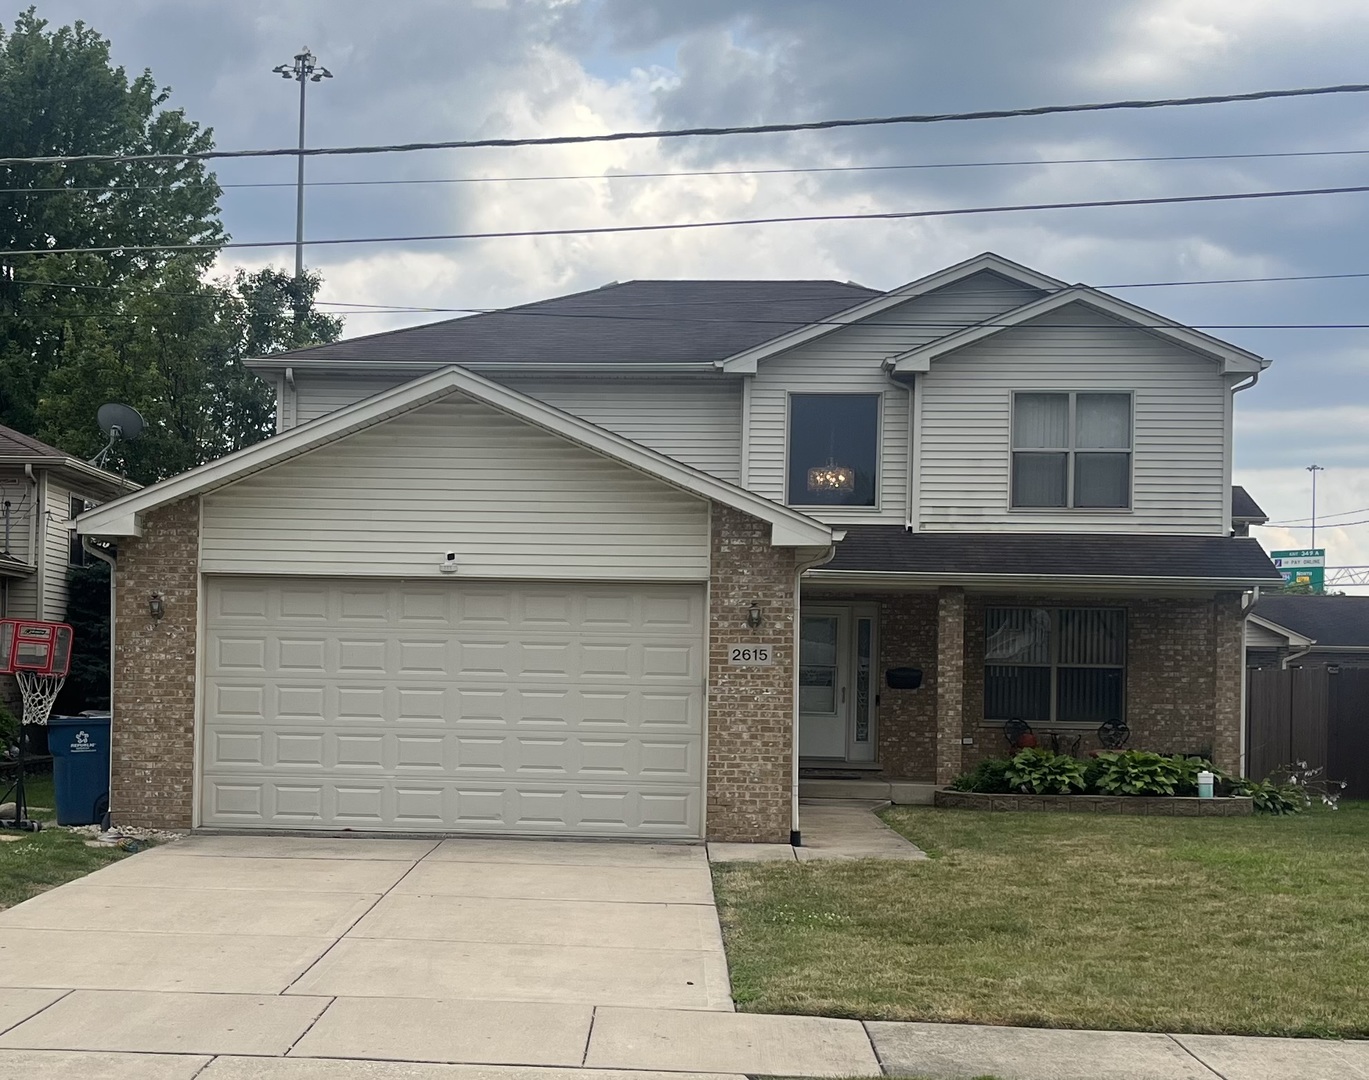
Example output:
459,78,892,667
934,789,1254,816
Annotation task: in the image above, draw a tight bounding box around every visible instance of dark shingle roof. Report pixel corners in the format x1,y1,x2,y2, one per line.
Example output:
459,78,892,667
1252,595,1369,646
270,280,880,366
0,424,68,459
823,527,1282,583
1231,486,1268,523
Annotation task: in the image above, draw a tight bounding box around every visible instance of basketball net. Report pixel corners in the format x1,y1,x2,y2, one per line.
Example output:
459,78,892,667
16,670,64,727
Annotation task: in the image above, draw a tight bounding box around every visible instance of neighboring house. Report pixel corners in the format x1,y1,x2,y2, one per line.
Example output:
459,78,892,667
0,425,139,712
1230,485,1268,537
1247,594,1369,669
76,252,1283,843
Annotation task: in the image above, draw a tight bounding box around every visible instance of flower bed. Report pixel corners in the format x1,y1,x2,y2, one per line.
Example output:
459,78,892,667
934,789,1253,816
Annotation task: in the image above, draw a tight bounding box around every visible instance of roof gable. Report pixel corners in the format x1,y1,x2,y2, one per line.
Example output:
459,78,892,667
77,365,833,549
718,253,1065,372
892,286,1267,374
1251,595,1369,647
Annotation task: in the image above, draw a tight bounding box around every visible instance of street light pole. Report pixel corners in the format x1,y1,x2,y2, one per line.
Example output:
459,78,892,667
272,48,332,322
1307,464,1325,549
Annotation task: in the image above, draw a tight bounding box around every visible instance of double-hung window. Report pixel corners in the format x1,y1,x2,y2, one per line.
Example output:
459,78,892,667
984,607,1126,724
1011,392,1131,509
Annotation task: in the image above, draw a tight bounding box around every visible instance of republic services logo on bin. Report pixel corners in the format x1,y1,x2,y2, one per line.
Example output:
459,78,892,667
71,730,95,752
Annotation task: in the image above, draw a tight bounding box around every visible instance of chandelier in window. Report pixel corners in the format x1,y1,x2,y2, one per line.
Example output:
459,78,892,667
807,460,856,493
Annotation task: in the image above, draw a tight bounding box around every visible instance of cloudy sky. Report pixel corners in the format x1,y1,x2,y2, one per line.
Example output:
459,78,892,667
20,0,1369,583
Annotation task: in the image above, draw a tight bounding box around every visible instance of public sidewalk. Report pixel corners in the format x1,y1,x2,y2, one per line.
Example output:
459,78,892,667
1,1000,1366,1079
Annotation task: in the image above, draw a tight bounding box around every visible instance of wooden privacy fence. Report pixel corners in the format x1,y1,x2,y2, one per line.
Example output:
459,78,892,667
1247,666,1369,799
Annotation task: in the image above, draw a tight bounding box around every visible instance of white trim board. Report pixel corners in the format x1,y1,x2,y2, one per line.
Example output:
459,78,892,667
76,363,833,549
890,286,1268,375
718,252,1065,373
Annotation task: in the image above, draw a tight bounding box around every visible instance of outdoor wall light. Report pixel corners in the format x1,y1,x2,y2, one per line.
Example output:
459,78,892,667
149,593,165,620
746,602,763,628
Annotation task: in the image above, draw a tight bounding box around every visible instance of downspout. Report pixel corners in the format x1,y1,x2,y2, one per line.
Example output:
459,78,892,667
884,363,916,531
1239,585,1259,777
791,533,845,846
284,367,297,430
1280,646,1314,671
83,535,117,829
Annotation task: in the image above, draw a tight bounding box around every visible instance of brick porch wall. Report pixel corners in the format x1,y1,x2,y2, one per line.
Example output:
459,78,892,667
706,503,799,843
111,498,200,829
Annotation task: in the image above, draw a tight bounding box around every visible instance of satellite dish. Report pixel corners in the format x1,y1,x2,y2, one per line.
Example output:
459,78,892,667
90,403,145,469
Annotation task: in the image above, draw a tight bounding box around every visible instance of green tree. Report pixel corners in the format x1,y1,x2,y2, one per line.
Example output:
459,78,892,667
0,8,223,435
35,264,342,483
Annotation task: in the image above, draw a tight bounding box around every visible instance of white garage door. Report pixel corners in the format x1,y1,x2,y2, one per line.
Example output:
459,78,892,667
200,578,705,837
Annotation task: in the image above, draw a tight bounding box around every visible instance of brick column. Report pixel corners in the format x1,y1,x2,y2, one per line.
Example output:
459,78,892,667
111,498,200,829
706,503,798,843
1211,591,1245,773
936,586,966,785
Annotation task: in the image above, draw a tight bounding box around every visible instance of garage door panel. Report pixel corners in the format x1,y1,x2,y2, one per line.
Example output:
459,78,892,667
202,579,705,836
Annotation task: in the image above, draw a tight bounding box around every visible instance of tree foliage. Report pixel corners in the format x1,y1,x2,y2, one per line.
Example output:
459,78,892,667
0,10,343,485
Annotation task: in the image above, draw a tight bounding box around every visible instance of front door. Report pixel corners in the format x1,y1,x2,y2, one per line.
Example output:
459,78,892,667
798,604,878,762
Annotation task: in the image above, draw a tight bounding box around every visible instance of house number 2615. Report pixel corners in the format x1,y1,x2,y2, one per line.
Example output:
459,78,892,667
729,645,773,666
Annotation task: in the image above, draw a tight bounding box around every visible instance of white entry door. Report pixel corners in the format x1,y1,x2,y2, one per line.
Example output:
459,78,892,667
798,604,878,762
199,577,706,837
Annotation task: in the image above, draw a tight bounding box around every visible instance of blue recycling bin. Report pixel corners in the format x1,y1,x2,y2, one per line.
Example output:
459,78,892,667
47,715,110,826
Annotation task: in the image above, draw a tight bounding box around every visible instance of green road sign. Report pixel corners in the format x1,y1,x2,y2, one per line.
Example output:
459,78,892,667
1271,548,1325,593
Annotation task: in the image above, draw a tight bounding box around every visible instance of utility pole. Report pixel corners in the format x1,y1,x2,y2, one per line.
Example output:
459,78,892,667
272,47,332,326
1307,464,1325,548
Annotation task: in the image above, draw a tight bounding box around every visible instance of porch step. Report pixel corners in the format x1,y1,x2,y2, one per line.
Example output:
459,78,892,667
798,779,938,805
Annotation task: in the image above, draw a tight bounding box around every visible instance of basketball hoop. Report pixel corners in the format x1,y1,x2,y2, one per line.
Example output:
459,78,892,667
15,670,65,728
2,620,74,833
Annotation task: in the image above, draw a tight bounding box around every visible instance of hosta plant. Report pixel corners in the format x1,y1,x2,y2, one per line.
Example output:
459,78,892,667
1005,748,1086,795
1091,750,1186,796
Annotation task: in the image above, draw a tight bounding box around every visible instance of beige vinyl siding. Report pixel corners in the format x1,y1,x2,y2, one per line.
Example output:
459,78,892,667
0,467,37,619
294,375,414,425
1246,621,1293,649
918,304,1230,534
290,373,742,483
40,476,79,619
201,394,710,581
501,377,741,483
748,272,1043,522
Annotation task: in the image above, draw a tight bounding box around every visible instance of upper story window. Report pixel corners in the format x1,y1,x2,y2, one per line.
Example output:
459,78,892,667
787,393,880,507
1011,392,1131,510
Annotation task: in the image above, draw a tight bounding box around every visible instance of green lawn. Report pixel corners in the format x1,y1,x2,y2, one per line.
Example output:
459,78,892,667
712,803,1369,1037
0,827,133,910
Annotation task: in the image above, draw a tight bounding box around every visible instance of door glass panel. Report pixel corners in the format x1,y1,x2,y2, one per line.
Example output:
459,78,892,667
800,616,840,714
854,618,872,742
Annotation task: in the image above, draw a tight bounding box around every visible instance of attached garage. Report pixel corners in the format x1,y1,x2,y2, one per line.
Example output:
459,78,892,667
201,577,705,836
78,367,832,842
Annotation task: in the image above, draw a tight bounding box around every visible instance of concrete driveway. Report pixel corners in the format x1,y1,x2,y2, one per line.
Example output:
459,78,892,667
0,835,748,1077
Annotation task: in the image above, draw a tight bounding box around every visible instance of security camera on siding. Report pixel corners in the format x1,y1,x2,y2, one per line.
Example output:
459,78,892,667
439,551,458,574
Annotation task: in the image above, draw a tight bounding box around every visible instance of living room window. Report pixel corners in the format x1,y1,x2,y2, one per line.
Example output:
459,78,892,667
786,392,880,507
984,606,1126,725
1011,392,1131,509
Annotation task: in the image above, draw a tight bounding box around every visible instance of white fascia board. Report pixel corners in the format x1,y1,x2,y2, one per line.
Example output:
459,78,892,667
806,569,1281,591
892,287,1268,374
718,253,1066,373
1246,613,1315,648
76,363,831,549
0,455,140,496
245,357,723,376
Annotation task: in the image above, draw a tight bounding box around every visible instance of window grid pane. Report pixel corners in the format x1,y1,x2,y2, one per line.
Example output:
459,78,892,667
1074,452,1130,508
1075,393,1131,449
1011,452,1068,507
1013,393,1070,449
985,607,1125,724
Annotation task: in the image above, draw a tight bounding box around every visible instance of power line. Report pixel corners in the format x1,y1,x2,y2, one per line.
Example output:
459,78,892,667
1264,517,1369,529
3,181,1369,259
1266,505,1369,525
2,83,1368,167
7,146,1369,196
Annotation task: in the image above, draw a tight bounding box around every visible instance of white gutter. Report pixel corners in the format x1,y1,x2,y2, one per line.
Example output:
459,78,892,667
247,359,726,376
1281,646,1315,670
792,539,843,846
82,536,116,829
806,569,1284,590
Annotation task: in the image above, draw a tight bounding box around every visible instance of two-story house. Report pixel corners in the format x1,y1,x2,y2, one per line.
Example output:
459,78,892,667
76,253,1282,843
1,425,137,714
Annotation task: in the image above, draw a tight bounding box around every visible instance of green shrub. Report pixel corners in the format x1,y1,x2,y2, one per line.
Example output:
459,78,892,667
1232,777,1307,815
1091,750,1186,796
950,757,1012,793
1006,748,1086,795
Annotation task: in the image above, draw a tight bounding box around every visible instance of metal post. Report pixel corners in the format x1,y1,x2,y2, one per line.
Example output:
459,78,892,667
1308,464,1324,549
272,48,332,327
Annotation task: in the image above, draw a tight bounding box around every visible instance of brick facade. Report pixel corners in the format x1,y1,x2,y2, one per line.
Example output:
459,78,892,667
111,498,200,829
705,503,799,843
935,587,966,785
801,589,1248,782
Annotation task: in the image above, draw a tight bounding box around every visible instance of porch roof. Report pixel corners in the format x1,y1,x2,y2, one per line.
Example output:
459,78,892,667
811,527,1283,589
